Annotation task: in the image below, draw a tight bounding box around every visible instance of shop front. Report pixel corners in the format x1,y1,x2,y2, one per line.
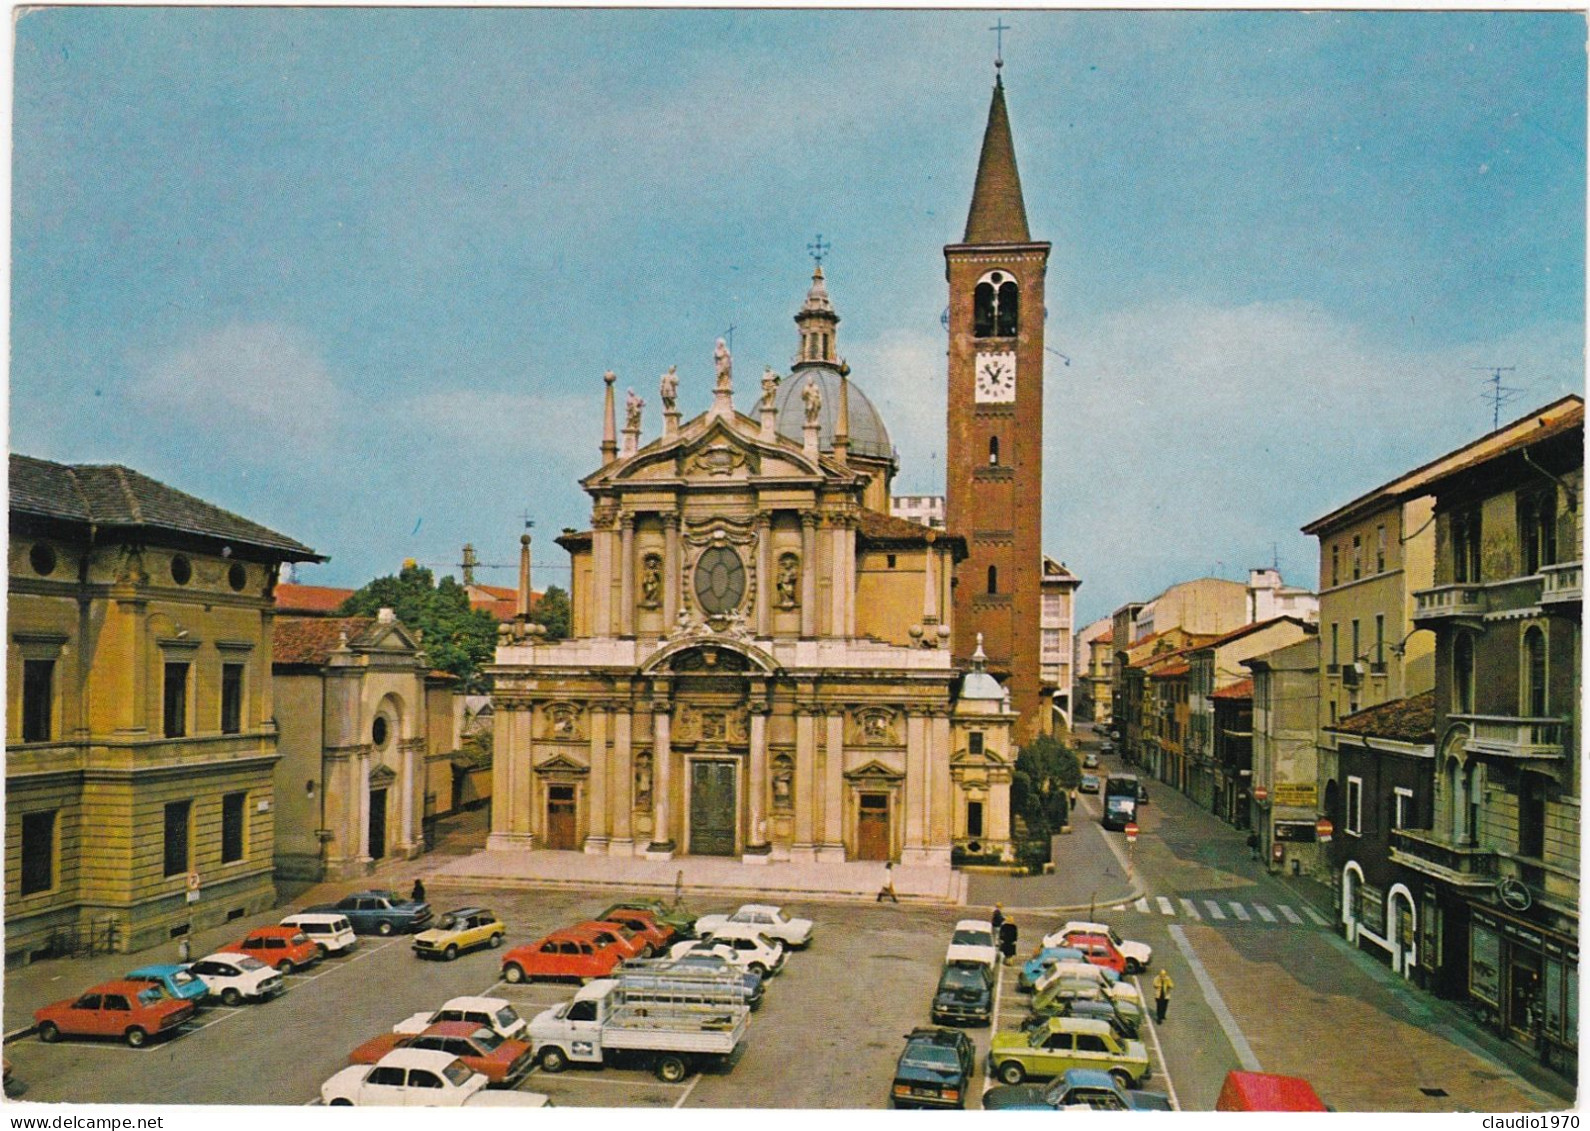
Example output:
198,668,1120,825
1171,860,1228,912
1468,904,1578,1080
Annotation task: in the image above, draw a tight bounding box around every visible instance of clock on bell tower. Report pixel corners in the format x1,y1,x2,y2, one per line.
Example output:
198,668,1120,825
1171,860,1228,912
945,71,1051,738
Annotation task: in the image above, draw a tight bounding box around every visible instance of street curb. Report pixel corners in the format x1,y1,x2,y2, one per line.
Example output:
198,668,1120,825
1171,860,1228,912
975,882,1146,918
426,871,964,908
4,1025,37,1045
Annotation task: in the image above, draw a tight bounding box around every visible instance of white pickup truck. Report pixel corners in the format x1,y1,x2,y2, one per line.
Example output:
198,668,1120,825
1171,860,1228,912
528,974,751,1082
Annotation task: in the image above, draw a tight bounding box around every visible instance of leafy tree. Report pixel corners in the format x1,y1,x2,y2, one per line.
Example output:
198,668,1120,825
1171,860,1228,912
528,585,571,641
336,564,498,691
1010,733,1081,871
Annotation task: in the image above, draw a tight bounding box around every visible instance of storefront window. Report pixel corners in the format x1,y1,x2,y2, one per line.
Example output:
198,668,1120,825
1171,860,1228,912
1544,959,1563,1038
1471,925,1501,1005
1566,966,1578,1046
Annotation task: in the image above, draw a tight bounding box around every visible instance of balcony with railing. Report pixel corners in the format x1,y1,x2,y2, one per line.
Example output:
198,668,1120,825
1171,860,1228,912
1412,583,1486,622
1540,560,1582,607
1390,828,1498,886
1453,714,1569,760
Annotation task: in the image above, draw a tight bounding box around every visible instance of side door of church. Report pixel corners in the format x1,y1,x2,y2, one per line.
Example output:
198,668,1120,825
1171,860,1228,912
857,793,891,860
545,785,578,850
689,761,737,856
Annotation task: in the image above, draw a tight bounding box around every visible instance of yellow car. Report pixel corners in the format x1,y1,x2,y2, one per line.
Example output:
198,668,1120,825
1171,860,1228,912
412,907,506,961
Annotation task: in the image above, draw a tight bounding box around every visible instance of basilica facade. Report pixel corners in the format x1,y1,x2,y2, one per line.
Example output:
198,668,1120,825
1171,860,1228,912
488,266,1016,864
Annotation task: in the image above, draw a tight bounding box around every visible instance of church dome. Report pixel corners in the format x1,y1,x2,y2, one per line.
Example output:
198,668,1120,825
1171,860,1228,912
773,367,894,463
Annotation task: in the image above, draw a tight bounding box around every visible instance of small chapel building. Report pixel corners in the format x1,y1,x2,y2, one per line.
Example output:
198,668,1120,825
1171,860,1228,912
488,269,1016,865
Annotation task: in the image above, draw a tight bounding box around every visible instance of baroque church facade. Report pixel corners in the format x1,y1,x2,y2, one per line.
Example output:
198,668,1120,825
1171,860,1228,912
488,76,1039,864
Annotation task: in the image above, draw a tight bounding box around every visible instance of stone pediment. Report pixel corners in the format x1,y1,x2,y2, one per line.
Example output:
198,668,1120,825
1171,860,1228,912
584,412,835,489
368,762,398,788
844,758,905,782
356,620,422,655
533,752,589,776
951,744,1007,766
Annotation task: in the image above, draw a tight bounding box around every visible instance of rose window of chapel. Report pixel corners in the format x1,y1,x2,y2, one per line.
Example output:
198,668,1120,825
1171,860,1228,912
693,546,747,615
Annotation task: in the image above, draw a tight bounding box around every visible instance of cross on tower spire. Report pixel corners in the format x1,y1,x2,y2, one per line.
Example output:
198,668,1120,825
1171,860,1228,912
807,234,830,266
990,17,1009,70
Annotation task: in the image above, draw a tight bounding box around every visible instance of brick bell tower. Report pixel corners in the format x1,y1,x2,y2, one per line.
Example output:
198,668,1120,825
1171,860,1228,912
945,67,1050,737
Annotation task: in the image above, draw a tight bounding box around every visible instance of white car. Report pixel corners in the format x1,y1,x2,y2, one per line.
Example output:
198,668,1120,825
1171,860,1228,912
1033,960,1142,1005
692,904,813,948
394,996,527,1040
280,912,358,957
945,920,999,970
320,1048,550,1107
670,929,786,977
1042,921,1153,974
184,952,285,1006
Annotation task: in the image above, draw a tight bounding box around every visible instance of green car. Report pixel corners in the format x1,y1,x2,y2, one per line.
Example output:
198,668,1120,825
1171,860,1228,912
595,899,696,940
987,1016,1150,1089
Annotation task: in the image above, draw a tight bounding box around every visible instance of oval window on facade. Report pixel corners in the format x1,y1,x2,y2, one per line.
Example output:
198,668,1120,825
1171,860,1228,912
693,546,747,615
29,542,57,577
170,555,193,585
228,562,247,592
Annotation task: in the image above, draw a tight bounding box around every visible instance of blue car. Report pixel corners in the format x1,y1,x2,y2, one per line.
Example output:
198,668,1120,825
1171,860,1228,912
305,890,432,935
1019,946,1086,992
124,964,209,1005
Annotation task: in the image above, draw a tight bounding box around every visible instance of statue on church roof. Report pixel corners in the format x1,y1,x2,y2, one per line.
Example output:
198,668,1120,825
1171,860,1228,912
625,389,644,431
659,366,678,413
801,374,823,425
760,367,781,411
714,338,733,392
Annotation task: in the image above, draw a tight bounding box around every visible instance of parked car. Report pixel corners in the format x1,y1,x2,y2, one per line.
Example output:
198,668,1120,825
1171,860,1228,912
1019,946,1087,992
987,1016,1150,1087
593,909,674,952
319,1048,550,1107
945,920,999,970
890,1027,976,1109
1043,922,1152,974
1032,962,1142,1016
595,899,696,940
1079,773,1101,794
184,953,286,1005
983,1066,1172,1110
34,980,196,1047
931,961,993,1027
640,954,764,1010
677,926,786,977
569,920,650,959
1082,751,1100,769
412,907,506,961
124,963,209,1005
1215,1070,1328,1111
1136,782,1149,804
220,926,321,974
1100,739,1115,755
280,912,358,957
393,996,527,1040
306,890,433,936
1024,996,1141,1041
501,930,628,984
693,904,813,948
349,1022,535,1087
1064,932,1128,975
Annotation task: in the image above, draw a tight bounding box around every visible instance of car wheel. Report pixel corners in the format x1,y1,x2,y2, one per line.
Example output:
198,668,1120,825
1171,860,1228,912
444,945,459,962
315,943,329,960
124,1027,148,1048
748,962,767,978
221,988,243,1007
37,1022,59,1044
329,1099,353,1107
655,1055,688,1084
539,1046,568,1073
1111,1069,1135,1091
503,963,526,984
376,920,394,937
277,960,294,976
1126,960,1143,975
488,933,503,949
998,1061,1025,1085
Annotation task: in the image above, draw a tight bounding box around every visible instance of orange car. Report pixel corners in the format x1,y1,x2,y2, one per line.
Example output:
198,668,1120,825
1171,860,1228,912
221,926,322,975
591,909,673,953
570,920,650,959
35,980,196,1047
1060,932,1127,976
501,929,628,984
349,1021,534,1086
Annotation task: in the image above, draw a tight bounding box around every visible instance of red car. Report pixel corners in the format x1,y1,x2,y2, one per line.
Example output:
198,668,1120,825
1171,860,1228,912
593,910,674,953
221,926,322,974
349,1021,534,1086
1061,932,1127,976
35,980,196,1047
571,920,650,959
501,929,628,984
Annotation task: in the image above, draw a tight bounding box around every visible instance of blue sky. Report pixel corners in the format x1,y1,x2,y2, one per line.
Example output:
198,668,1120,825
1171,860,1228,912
11,8,1584,628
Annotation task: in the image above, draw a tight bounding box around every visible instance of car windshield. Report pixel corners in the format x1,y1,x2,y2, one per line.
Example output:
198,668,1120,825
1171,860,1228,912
494,1006,520,1029
441,1060,475,1087
137,987,165,1007
470,1028,503,1051
941,967,985,990
235,956,267,971
951,929,992,947
170,971,197,986
902,1044,959,1071
437,914,457,929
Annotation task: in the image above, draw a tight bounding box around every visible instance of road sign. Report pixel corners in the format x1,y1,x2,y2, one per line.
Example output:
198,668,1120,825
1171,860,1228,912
187,871,201,891
1124,822,1139,843
1316,818,1334,843
1253,785,1269,802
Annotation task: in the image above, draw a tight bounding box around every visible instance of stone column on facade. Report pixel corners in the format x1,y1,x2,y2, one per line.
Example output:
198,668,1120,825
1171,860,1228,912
648,699,674,856
922,531,939,626
619,514,636,637
593,511,614,637
662,513,681,629
755,514,772,637
356,750,372,866
586,705,610,854
928,710,953,865
792,707,817,859
744,703,772,861
400,738,415,853
903,713,927,858
819,710,846,860
843,515,857,638
488,702,532,850
800,512,819,638
828,517,845,640
611,704,634,854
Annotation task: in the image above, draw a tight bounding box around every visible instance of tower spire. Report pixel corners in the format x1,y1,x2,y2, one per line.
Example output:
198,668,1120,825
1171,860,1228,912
964,76,1031,243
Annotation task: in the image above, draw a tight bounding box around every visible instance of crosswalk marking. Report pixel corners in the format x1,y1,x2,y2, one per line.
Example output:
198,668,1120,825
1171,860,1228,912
1135,897,1150,914
1156,896,1175,915
1126,892,1333,929
1203,900,1226,920
1254,904,1277,923
1229,902,1250,921
1278,904,1303,925
1179,898,1201,919
1303,905,1330,927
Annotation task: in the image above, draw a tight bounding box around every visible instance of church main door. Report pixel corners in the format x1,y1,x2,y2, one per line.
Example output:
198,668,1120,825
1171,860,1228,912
689,761,737,856
368,789,387,860
857,793,891,860
545,785,577,850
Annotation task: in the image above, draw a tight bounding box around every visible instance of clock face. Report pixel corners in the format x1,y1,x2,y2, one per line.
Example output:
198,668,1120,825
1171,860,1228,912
693,546,747,615
974,351,1017,403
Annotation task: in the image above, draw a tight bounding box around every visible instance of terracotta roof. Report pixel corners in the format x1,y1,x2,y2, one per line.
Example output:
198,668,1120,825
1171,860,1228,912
1149,662,1189,679
1193,616,1315,652
855,508,969,560
11,454,324,560
961,77,1031,243
1212,678,1254,701
1094,630,1113,645
467,583,533,623
1417,401,1583,495
1328,691,1436,744
273,617,374,666
275,583,356,615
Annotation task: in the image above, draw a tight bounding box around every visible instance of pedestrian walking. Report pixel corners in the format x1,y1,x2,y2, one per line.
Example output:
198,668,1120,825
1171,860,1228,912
177,935,191,963
999,919,1018,965
1153,969,1174,1023
876,861,899,903
990,903,1005,933
410,878,426,903
1246,831,1260,861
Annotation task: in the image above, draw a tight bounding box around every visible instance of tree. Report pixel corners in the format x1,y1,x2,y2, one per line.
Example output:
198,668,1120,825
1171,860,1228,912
336,564,498,692
1011,733,1081,871
528,585,571,641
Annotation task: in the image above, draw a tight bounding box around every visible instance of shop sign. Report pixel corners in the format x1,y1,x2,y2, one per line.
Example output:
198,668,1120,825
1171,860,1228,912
1273,782,1317,807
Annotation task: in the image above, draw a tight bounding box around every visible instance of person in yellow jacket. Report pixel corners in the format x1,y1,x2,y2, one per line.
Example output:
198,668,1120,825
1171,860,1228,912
1153,969,1174,1022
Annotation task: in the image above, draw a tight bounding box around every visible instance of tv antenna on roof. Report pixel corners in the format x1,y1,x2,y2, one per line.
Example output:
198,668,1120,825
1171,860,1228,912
1473,365,1520,431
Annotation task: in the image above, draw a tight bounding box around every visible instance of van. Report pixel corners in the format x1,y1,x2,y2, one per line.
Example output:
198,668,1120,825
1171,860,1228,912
280,912,358,957
1215,1070,1328,1111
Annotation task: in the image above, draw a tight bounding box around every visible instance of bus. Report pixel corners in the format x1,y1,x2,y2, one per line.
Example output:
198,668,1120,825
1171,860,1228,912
1101,774,1139,831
